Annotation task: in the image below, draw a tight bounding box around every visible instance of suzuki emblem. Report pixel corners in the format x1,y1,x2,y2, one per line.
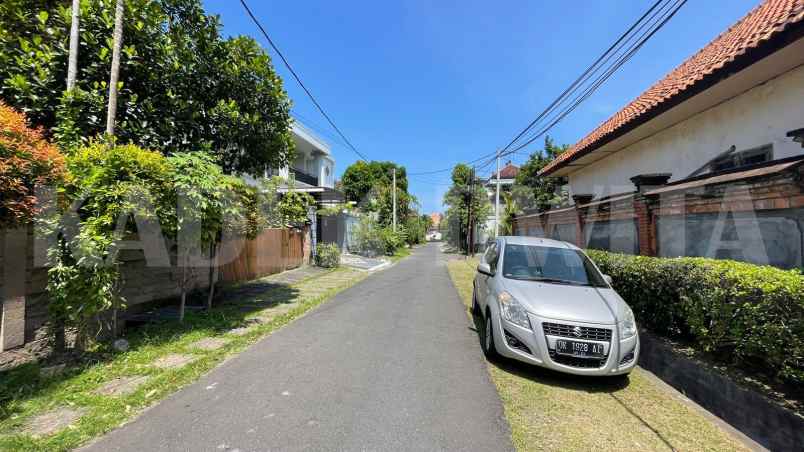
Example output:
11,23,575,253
572,326,583,337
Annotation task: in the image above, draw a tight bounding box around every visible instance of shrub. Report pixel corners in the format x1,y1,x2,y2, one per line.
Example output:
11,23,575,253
352,216,384,257
379,225,405,255
315,243,341,268
587,250,804,386
0,102,64,227
49,142,174,346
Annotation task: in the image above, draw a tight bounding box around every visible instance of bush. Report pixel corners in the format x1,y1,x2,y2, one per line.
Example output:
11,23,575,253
315,243,341,268
352,216,384,257
0,102,64,227
587,250,804,386
379,225,405,255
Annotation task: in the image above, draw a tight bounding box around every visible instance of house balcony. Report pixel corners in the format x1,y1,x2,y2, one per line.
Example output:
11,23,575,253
290,167,319,187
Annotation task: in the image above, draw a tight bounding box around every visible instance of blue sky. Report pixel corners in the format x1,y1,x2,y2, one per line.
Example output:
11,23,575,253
203,0,761,214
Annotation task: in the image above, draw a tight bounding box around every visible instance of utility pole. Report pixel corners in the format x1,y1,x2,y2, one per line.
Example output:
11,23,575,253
494,152,501,237
392,167,397,232
105,0,125,136
467,166,474,255
66,0,80,90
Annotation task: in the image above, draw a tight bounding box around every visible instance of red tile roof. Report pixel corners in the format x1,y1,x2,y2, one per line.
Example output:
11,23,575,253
490,161,519,180
541,0,804,176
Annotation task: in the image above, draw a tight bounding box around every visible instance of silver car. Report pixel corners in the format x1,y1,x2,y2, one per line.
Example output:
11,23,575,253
472,236,639,376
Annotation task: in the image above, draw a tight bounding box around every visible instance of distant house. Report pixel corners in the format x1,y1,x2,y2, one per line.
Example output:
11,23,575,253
516,0,804,268
245,120,348,254
429,212,443,230
478,162,518,244
272,122,342,206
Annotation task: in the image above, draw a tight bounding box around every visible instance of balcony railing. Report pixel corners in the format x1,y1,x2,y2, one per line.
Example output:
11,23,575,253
290,167,319,186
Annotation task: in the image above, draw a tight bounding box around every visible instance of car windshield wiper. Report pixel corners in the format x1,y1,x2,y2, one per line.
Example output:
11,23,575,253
523,277,590,286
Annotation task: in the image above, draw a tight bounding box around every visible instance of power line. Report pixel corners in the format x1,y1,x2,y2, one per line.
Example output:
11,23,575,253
498,0,687,160
414,0,681,178
496,0,667,155
239,0,369,161
407,151,499,176
509,0,683,150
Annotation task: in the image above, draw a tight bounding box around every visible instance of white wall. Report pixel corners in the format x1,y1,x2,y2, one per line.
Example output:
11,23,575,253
568,64,804,198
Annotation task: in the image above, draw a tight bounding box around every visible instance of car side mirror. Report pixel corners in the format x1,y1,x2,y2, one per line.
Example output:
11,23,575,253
603,274,613,285
477,262,493,276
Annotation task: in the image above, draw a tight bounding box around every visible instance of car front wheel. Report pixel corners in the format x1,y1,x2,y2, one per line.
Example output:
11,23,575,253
481,311,498,359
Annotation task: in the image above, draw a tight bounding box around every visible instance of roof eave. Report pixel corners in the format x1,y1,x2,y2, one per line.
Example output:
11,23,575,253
540,16,804,177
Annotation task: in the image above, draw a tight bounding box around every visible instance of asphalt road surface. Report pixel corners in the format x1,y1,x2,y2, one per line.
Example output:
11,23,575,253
82,243,513,452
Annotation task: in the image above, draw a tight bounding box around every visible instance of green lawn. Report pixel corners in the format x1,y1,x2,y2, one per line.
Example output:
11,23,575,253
447,258,749,452
0,267,368,452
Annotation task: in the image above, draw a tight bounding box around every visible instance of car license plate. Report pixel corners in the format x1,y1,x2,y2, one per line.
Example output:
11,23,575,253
555,339,605,358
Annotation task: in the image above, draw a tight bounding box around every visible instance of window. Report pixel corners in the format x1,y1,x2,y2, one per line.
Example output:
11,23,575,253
710,144,772,172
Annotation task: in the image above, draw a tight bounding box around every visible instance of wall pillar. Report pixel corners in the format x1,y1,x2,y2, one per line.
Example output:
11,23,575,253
633,195,656,256
630,174,671,257
572,194,594,248
1,228,27,351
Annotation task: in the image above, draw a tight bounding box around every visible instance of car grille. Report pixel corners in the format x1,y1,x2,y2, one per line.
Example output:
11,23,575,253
548,351,607,368
542,322,612,341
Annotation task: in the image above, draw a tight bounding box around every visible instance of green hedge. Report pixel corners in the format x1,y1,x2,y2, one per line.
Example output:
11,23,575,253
315,243,341,268
586,250,804,386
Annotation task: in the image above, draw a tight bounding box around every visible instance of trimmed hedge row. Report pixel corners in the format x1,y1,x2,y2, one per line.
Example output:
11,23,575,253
586,250,804,386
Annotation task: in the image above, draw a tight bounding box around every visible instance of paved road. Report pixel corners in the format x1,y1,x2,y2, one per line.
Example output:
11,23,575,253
83,243,513,452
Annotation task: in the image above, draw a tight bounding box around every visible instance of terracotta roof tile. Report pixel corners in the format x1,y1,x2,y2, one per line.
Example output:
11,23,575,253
490,162,519,180
541,0,804,175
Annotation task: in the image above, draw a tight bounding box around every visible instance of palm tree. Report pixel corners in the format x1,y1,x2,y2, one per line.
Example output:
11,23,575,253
500,192,519,236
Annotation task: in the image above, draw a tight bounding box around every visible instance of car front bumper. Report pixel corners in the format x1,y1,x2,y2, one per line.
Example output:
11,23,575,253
491,312,639,376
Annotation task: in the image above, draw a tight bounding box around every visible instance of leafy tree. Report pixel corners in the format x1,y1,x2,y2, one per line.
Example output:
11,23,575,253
0,102,65,228
48,142,174,347
340,160,407,204
443,163,490,252
373,183,412,227
515,136,569,211
167,152,239,317
0,0,293,174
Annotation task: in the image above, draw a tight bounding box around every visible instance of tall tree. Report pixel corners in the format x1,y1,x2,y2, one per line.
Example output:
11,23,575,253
0,0,294,174
105,0,124,135
340,161,408,204
515,136,569,212
66,0,80,90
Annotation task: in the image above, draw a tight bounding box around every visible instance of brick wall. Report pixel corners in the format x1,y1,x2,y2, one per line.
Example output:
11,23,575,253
512,160,804,269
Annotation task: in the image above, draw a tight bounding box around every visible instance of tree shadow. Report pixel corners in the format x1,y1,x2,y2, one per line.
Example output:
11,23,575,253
0,278,302,423
469,310,630,394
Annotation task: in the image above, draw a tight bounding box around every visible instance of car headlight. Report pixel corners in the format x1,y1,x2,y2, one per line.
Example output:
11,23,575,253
498,291,531,330
619,306,637,340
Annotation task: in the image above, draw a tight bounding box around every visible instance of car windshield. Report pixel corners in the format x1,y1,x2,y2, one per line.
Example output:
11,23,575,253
501,244,608,287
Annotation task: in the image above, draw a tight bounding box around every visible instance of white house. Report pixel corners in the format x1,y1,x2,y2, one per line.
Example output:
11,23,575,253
275,122,335,190
541,0,804,199
522,0,804,269
478,161,518,244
